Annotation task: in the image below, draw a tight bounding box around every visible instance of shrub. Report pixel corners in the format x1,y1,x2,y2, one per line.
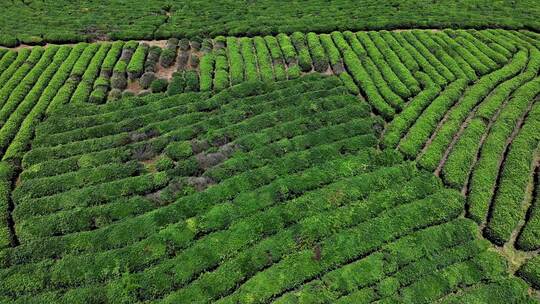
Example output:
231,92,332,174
239,38,259,82
184,71,199,92
108,88,122,101
276,33,297,65
139,72,157,89
127,43,148,79
264,35,287,81
88,87,107,104
159,49,176,68
150,78,169,93
0,35,19,48
156,156,175,171
199,54,215,91
165,141,193,160
138,90,151,97
144,46,162,73
214,36,226,50
253,36,274,82
201,38,214,53
306,32,329,72
167,74,185,96
485,100,540,245
179,38,190,51
291,32,313,72
101,41,124,77
110,73,127,90
227,37,244,85
189,53,200,68
122,90,135,98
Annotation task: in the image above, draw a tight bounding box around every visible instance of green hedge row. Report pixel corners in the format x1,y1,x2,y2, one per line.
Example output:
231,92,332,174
290,32,313,72
344,31,404,110
253,36,274,82
468,76,540,224
3,45,86,161
226,37,244,85
419,50,528,171
398,79,466,158
430,33,479,82
403,31,456,82
0,47,44,110
157,169,435,303
100,41,124,77
306,32,329,73
436,31,490,76
441,118,487,189
2,124,378,268
20,78,340,185
391,32,447,86
456,30,508,64
13,161,141,203
239,38,259,82
369,31,420,94
356,31,412,98
382,72,441,149
206,187,463,304
447,31,499,71
276,33,297,65
331,31,395,120
70,43,111,103
199,53,215,92
517,180,540,250
274,218,479,302
380,31,419,72
33,77,329,150
485,100,540,245
441,49,535,190
5,79,354,260
319,34,343,73
0,46,70,157
203,120,376,182
0,47,56,131
126,43,148,79
0,49,32,94
0,162,14,249
413,30,471,81
263,36,287,81
474,30,515,56
0,51,17,77
379,251,506,304
49,44,97,108
0,156,403,300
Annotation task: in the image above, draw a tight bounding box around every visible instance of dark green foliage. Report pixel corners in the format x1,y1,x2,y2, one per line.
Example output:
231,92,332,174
1,1,539,47
144,46,162,73
291,32,313,72
167,73,186,96
184,70,199,92
139,72,157,89
150,78,169,93
108,88,122,101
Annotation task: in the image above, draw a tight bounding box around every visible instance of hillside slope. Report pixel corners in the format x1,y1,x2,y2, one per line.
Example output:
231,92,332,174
0,75,535,303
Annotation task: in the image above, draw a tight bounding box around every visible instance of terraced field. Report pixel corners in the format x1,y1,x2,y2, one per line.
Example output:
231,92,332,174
0,28,539,303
